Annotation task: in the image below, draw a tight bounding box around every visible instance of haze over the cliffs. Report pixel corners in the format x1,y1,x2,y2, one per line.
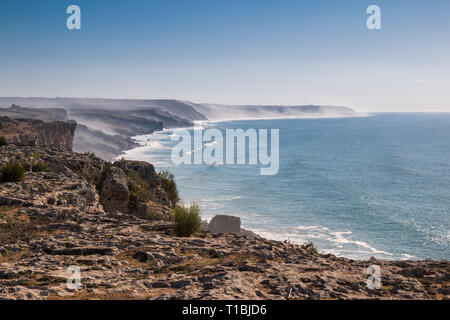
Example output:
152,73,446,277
0,97,360,160
194,103,359,121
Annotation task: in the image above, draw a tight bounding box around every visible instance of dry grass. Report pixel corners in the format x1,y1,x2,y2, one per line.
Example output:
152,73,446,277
0,206,50,245
0,250,33,263
48,288,180,300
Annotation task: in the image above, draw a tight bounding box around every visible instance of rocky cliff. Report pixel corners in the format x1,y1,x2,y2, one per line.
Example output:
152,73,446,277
0,138,448,300
0,117,76,150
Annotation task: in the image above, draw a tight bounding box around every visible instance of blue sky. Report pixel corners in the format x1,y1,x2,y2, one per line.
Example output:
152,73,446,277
0,0,449,111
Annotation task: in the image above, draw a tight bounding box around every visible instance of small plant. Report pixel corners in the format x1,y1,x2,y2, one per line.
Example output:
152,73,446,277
80,167,101,186
147,207,160,220
31,152,45,159
0,136,7,146
300,242,320,255
233,253,250,267
158,170,180,207
127,170,153,203
1,162,26,183
96,162,112,191
57,194,69,201
31,161,51,172
84,152,96,158
173,203,202,237
381,285,394,294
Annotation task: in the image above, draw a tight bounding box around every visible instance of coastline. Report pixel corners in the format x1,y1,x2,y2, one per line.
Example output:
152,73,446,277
0,120,448,300
202,112,371,123
118,116,385,260
118,114,450,262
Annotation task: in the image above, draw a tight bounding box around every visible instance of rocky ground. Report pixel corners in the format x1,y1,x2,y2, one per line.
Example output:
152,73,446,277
0,144,449,300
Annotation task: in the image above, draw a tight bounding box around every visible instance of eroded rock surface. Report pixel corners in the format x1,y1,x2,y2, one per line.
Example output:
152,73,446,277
99,166,129,213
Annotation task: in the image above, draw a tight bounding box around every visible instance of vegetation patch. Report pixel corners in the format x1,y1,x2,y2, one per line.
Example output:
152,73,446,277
0,249,33,263
0,162,26,183
0,207,42,244
79,167,100,186
96,162,112,191
173,203,202,237
0,136,7,146
158,170,179,207
57,194,70,201
31,152,45,159
380,285,395,294
148,207,159,220
20,274,67,288
31,161,51,173
127,170,153,203
300,242,320,255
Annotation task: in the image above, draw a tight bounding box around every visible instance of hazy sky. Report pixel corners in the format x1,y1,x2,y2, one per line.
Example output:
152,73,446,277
0,0,449,112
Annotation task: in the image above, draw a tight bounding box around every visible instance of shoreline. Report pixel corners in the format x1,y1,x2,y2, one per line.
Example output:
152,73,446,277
0,137,448,299
119,112,372,157
117,115,445,262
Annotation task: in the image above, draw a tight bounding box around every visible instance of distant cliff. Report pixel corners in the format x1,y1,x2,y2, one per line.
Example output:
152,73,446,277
0,98,362,161
0,116,76,149
73,124,139,161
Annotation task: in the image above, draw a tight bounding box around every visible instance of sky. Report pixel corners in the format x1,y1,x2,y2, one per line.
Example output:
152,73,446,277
0,0,449,112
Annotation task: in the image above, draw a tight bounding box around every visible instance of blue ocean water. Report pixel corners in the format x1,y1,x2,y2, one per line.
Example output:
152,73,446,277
123,113,450,260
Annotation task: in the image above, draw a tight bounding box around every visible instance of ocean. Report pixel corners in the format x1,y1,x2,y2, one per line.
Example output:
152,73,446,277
123,113,450,260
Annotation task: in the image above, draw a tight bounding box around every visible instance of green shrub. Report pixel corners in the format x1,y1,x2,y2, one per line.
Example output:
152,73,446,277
0,136,7,146
127,170,153,203
31,152,45,159
173,203,202,237
148,207,160,220
84,152,96,158
300,242,319,255
1,162,26,183
31,161,51,172
96,162,112,191
158,170,180,207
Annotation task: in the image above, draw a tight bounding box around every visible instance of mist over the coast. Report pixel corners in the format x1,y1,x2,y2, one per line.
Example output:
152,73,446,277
0,97,361,160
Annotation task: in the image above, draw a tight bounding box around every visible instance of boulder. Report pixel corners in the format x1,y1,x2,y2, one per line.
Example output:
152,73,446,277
100,166,129,213
208,215,241,235
133,200,173,221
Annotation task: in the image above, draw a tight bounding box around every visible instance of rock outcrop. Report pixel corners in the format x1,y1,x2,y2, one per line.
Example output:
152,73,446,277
95,159,172,220
113,160,161,188
0,117,76,150
99,166,129,213
0,144,173,221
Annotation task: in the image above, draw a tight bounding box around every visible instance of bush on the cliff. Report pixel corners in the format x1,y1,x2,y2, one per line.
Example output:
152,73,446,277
0,136,7,146
127,170,153,203
96,162,112,191
1,162,26,183
31,161,51,173
300,242,319,255
173,203,202,237
158,170,179,207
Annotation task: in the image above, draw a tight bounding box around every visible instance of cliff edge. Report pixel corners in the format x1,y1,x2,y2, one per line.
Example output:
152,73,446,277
0,117,76,150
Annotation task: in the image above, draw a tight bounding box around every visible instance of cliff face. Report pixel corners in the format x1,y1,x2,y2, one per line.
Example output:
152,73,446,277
0,117,76,150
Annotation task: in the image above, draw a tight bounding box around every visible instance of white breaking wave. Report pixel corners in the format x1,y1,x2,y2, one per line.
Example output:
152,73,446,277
250,225,394,259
